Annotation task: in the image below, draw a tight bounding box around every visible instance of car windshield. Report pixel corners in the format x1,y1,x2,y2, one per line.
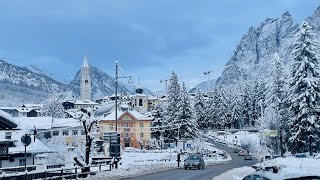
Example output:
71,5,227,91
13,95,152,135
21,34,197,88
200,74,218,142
186,155,200,160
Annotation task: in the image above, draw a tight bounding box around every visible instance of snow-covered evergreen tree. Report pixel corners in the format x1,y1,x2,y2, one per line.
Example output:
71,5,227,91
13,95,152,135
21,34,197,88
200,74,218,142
288,22,320,155
151,103,165,140
204,89,219,129
176,83,199,140
163,72,181,142
194,91,206,129
230,91,242,129
242,81,253,127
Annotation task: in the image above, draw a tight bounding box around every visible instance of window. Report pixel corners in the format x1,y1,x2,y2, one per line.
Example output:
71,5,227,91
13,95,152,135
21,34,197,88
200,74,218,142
125,123,129,127
110,123,114,129
140,132,144,138
125,133,129,137
19,159,26,166
81,130,85,135
53,130,59,136
139,99,143,106
0,144,8,154
140,123,144,128
63,130,69,136
72,130,78,136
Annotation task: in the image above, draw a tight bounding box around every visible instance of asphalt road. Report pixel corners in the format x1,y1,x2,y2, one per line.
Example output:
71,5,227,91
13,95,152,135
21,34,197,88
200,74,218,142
126,140,258,180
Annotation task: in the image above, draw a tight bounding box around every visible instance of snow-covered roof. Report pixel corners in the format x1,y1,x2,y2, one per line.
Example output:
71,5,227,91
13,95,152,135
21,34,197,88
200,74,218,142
21,104,43,108
102,109,152,121
94,101,115,117
133,93,148,97
52,91,75,102
74,100,99,105
14,117,82,130
0,109,17,129
16,108,36,113
0,107,17,110
0,130,51,154
148,97,159,100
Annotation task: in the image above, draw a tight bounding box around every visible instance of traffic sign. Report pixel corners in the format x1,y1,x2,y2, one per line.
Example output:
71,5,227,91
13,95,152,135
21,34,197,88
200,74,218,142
21,135,31,146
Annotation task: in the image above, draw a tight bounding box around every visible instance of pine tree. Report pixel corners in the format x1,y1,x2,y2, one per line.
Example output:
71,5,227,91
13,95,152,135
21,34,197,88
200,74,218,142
151,103,165,140
176,83,199,140
230,91,242,129
204,89,220,129
194,91,206,130
163,72,181,142
242,81,253,127
264,53,288,154
288,22,320,155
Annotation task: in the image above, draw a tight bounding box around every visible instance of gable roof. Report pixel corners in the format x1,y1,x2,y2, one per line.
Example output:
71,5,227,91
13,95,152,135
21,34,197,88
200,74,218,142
102,109,152,121
14,117,81,130
0,110,17,129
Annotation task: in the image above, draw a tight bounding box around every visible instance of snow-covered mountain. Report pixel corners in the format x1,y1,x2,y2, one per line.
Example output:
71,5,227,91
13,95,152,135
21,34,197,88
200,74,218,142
0,59,72,106
189,79,216,93
69,66,153,100
0,59,153,106
214,7,320,87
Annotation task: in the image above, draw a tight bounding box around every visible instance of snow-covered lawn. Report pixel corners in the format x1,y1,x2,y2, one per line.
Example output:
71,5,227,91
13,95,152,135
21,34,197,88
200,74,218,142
85,143,232,180
212,156,320,180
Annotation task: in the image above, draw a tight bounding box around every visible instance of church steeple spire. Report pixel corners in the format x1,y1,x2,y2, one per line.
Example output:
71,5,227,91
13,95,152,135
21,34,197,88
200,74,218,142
82,52,89,67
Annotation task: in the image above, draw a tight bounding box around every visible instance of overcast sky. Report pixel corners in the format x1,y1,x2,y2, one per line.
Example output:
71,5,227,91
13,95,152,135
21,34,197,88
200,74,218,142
0,1,319,91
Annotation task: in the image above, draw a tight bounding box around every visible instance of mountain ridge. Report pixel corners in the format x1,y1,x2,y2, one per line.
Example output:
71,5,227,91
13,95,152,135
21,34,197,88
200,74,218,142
0,59,153,106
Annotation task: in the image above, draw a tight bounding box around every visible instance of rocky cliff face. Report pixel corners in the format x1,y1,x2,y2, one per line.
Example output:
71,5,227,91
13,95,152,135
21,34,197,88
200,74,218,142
216,11,300,87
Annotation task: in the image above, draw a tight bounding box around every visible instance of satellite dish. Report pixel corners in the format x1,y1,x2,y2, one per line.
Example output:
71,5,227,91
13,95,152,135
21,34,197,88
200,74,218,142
21,135,31,146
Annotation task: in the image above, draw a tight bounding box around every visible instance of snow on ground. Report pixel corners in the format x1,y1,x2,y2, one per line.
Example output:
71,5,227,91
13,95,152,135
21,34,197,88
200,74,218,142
206,130,262,159
212,156,320,180
214,131,260,150
85,144,232,180
212,166,255,180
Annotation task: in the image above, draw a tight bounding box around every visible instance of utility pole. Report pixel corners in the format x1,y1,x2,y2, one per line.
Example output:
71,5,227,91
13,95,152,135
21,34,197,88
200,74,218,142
115,61,133,132
160,78,169,94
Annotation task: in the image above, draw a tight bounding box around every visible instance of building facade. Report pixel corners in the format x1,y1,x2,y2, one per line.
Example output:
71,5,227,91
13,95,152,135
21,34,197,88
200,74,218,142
99,109,153,149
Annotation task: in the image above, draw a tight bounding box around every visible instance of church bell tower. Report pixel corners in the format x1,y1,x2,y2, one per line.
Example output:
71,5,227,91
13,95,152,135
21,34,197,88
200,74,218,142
80,53,92,101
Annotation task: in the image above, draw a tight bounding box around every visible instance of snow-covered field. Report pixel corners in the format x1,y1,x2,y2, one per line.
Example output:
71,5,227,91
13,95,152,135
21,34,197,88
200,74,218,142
85,143,231,180
213,156,320,180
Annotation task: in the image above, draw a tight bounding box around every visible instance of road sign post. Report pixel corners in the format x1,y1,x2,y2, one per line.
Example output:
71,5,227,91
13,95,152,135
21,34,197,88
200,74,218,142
21,134,31,175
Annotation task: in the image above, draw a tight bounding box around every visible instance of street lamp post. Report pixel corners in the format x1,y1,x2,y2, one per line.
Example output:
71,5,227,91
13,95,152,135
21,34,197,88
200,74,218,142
115,61,133,132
